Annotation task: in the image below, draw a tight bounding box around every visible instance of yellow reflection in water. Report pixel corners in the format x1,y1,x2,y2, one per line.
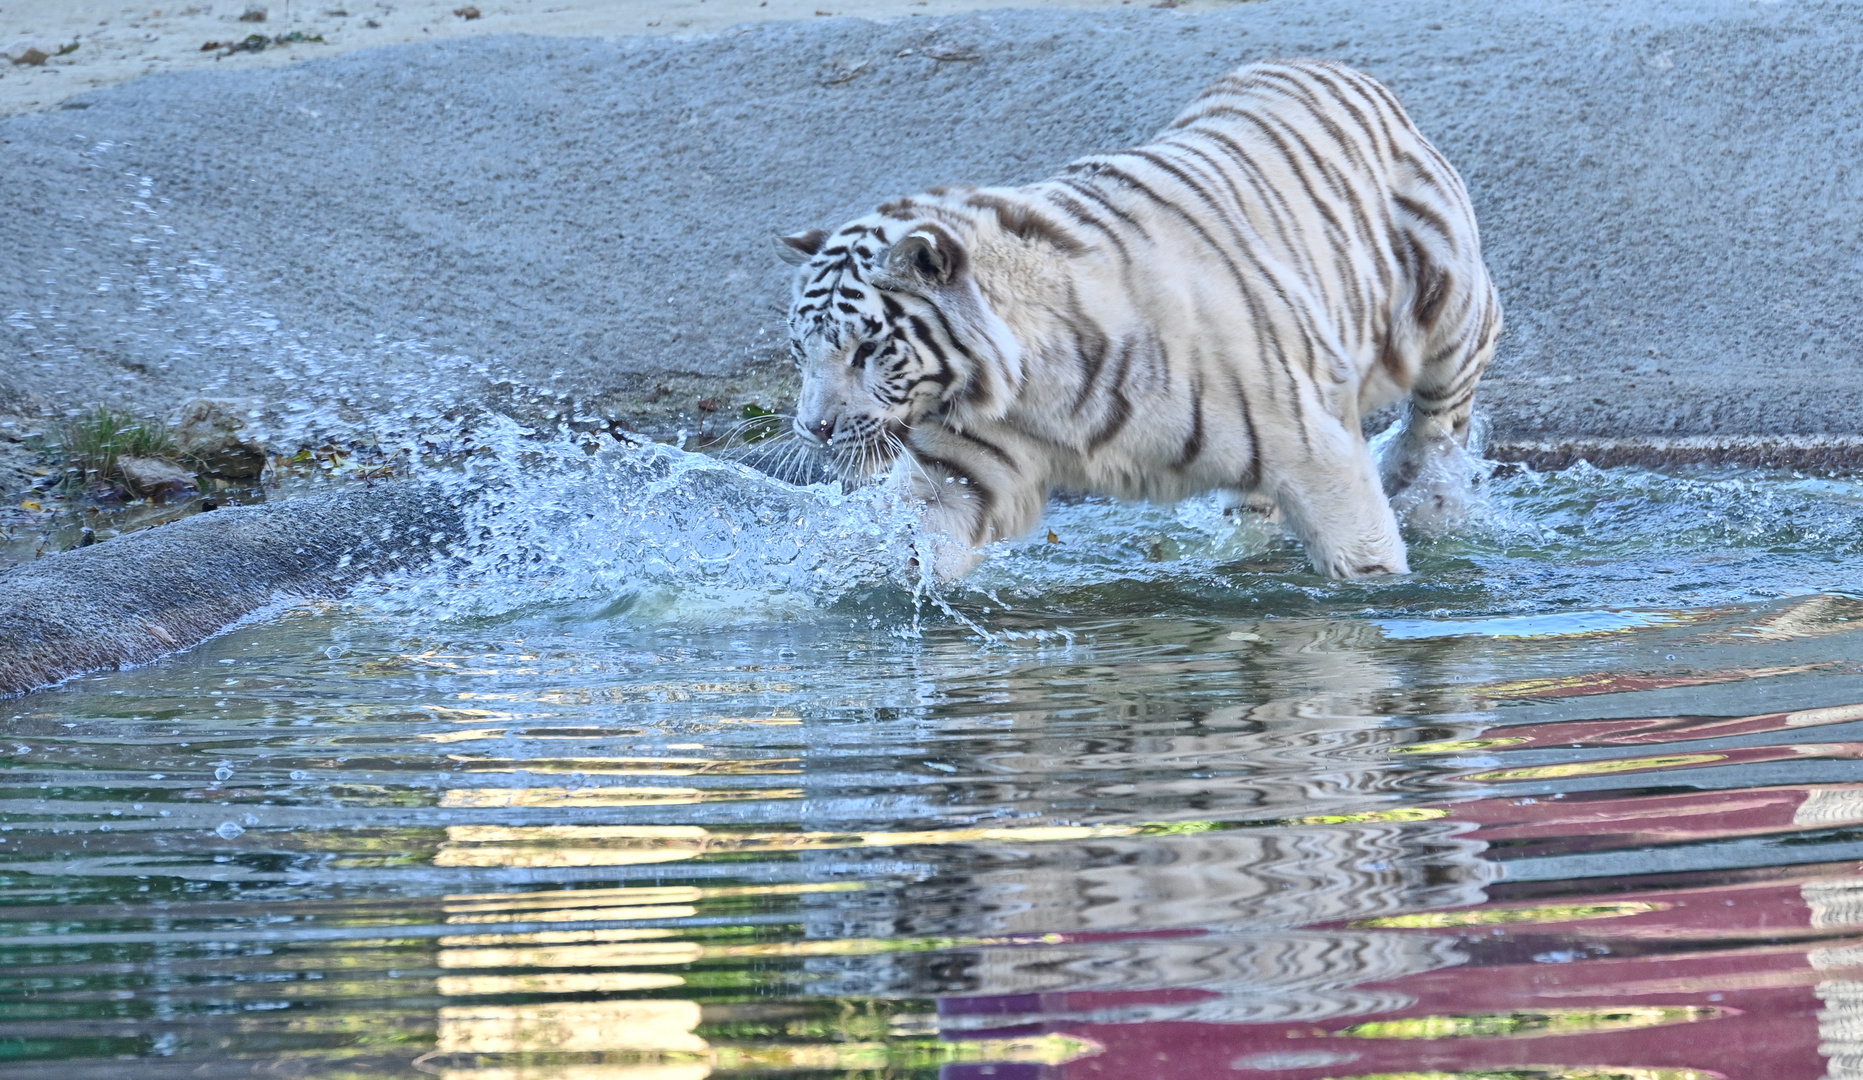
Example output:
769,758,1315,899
448,903,700,924
1463,753,1726,782
1337,1005,1725,1040
435,822,1166,868
702,1034,1102,1069
421,705,547,723
439,936,705,971
1354,901,1667,929
432,1012,1099,1069
1478,664,1825,701
396,650,542,676
436,971,686,996
444,1067,710,1080
1289,808,1450,825
440,928,679,947
441,880,863,915
447,1065,715,1080
431,816,1454,868
440,787,804,808
437,999,706,1054
1393,738,1532,755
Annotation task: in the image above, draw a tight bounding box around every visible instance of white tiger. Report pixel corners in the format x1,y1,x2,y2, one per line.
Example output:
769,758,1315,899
776,59,1501,580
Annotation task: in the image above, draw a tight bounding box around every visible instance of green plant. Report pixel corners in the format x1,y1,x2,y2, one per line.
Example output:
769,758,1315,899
738,402,783,444
35,407,179,493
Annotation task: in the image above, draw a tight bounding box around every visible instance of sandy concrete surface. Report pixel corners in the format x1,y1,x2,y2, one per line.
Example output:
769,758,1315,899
1,0,1859,458
0,0,1253,116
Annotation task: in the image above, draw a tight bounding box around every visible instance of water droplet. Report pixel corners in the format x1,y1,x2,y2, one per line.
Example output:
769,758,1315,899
215,821,245,839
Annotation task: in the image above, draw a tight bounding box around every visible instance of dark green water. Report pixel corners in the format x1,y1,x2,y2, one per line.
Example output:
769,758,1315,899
6,450,1863,1080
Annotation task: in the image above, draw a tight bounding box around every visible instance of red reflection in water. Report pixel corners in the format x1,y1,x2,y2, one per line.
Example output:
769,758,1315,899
1452,784,1863,858
942,868,1857,1079
933,686,1863,1079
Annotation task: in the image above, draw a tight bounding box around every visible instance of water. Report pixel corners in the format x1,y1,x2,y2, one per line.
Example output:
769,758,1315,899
7,441,1863,1080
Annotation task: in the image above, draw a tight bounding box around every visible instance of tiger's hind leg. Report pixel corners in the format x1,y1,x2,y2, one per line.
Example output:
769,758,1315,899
1378,282,1501,534
1376,404,1475,535
1275,415,1408,579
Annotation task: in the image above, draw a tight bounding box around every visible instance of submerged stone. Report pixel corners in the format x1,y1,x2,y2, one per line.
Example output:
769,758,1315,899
117,456,198,499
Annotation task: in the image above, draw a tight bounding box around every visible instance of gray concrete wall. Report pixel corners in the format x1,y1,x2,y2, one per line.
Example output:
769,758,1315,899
1,0,1858,444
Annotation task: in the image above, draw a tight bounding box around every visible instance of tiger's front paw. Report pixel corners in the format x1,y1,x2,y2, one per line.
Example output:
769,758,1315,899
908,539,984,583
1314,545,1410,579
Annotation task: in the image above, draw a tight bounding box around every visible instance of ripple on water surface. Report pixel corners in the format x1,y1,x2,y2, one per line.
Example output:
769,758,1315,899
5,451,1863,1078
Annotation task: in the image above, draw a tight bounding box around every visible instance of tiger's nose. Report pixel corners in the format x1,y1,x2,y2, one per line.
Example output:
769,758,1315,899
799,418,834,446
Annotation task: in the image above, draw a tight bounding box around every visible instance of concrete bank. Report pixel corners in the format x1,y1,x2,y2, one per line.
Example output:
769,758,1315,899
1,0,1859,444
0,481,464,697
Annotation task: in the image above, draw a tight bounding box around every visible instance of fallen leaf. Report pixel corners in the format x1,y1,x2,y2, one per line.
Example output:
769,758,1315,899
19,499,42,513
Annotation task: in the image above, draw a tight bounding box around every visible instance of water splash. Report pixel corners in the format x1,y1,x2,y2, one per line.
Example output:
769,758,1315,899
335,421,1863,632
357,434,922,626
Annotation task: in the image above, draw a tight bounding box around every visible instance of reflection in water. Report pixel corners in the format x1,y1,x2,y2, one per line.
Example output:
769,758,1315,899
9,463,1863,1077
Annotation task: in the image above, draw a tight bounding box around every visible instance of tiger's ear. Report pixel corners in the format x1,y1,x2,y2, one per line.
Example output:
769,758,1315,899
775,229,828,266
887,223,968,288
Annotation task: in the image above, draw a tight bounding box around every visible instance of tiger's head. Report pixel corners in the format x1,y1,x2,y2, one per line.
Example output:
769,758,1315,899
776,214,1024,479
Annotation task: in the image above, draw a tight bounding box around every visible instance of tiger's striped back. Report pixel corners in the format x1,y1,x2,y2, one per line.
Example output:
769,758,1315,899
779,59,1501,580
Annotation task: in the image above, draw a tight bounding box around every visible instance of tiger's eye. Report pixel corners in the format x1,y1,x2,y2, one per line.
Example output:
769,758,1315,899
851,341,878,368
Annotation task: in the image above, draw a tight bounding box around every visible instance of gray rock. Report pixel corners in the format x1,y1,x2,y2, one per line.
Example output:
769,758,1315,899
116,455,198,498
177,398,269,479
0,479,465,697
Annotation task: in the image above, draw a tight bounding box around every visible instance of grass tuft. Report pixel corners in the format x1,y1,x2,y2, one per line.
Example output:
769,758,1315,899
32,407,179,493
